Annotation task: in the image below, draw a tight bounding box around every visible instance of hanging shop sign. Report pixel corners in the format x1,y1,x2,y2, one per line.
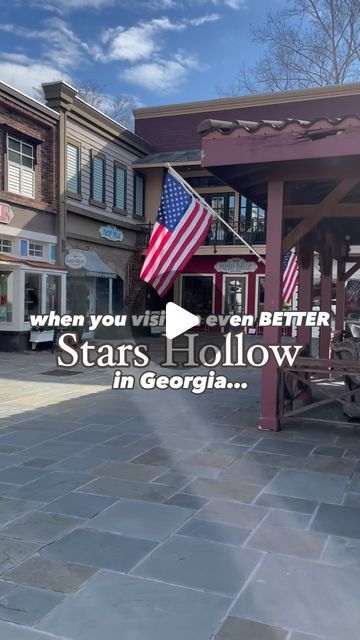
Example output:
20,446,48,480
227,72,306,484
65,250,87,269
99,225,123,242
214,258,258,273
0,203,14,224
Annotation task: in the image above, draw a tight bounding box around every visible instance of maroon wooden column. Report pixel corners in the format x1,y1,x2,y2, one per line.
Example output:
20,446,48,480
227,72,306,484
258,181,283,431
319,250,333,359
297,242,314,349
335,260,345,332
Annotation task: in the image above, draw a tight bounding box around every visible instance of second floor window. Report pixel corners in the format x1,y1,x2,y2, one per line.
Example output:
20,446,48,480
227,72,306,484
114,163,126,211
28,243,43,257
7,137,35,199
134,173,144,218
91,154,105,204
66,143,80,194
0,238,12,253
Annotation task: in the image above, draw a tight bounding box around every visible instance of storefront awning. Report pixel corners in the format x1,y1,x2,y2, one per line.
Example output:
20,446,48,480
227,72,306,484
68,250,116,279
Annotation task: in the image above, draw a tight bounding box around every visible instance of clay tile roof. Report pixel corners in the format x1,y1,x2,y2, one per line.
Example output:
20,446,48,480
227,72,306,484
197,115,360,136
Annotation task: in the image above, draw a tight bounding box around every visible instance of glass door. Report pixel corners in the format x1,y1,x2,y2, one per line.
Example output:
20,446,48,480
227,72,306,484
204,193,235,245
224,276,247,315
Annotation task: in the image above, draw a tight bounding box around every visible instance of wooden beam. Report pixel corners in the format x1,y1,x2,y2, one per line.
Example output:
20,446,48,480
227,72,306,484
282,178,360,253
258,181,284,432
345,261,360,280
336,259,345,332
284,203,360,218
202,125,360,168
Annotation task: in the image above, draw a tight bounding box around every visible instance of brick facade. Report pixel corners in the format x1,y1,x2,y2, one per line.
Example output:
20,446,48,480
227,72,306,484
0,97,57,213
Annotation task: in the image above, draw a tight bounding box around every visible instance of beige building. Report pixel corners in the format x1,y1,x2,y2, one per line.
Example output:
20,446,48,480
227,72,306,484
42,82,151,331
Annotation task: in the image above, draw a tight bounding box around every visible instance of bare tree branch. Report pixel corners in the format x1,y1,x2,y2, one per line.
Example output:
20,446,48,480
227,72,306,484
219,0,360,95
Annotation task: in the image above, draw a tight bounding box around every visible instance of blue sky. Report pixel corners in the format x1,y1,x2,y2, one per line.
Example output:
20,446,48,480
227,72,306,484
0,0,285,107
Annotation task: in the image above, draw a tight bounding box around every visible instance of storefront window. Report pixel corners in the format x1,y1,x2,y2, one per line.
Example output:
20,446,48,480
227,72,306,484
45,275,60,313
24,273,41,321
67,276,94,317
0,271,13,322
182,275,213,316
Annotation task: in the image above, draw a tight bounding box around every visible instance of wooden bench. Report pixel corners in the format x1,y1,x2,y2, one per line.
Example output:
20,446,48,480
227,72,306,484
279,356,360,424
331,335,360,419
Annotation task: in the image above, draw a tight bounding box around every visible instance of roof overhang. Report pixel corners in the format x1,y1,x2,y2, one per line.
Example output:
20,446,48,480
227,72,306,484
0,256,66,272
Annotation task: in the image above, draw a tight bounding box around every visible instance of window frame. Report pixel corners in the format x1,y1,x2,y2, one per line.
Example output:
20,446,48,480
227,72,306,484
66,139,81,199
6,134,36,199
90,151,106,207
113,161,127,215
0,238,12,254
24,271,42,322
133,172,145,219
28,242,43,258
0,270,13,323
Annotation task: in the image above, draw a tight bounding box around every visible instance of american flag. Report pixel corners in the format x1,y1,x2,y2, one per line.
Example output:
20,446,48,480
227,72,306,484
140,171,213,297
282,250,298,303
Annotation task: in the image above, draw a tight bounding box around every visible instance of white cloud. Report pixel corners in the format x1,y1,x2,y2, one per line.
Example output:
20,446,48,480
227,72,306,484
211,0,246,8
0,52,33,64
0,59,70,96
188,13,221,26
101,17,187,63
0,18,90,71
33,0,115,11
121,54,197,92
0,7,218,97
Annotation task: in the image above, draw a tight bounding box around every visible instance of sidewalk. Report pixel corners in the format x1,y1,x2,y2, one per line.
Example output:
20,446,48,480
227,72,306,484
0,349,359,639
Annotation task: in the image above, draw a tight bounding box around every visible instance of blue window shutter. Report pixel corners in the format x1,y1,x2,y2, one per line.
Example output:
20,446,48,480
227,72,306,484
20,239,28,256
50,245,56,262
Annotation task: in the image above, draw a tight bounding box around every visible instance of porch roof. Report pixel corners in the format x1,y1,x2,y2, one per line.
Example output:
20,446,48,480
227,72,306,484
133,149,200,168
198,112,360,245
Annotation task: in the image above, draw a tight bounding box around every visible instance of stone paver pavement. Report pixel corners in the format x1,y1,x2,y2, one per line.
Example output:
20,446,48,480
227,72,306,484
0,348,359,638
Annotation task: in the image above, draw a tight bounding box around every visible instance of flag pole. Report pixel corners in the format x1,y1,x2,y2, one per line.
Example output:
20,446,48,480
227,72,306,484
165,163,265,264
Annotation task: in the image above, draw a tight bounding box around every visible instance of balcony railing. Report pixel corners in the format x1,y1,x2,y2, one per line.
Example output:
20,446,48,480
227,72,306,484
138,220,266,248
204,219,266,246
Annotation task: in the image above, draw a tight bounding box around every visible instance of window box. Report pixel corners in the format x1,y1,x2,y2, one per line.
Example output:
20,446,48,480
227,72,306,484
89,199,106,209
29,329,54,350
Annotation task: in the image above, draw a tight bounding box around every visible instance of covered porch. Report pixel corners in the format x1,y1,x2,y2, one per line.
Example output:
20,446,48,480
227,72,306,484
199,115,360,431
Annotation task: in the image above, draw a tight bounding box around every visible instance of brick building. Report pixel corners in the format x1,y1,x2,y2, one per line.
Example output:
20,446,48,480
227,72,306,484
0,82,66,351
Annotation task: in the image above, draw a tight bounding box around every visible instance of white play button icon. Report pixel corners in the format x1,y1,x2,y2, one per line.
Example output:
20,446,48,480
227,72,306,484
165,302,200,339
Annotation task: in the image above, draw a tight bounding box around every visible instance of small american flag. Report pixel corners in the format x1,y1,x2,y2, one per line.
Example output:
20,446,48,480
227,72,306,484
140,171,213,297
282,250,298,303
